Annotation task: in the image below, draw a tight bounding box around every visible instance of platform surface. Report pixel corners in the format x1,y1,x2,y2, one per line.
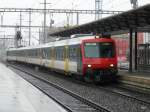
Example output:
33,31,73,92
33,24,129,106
0,63,67,112
118,70,150,89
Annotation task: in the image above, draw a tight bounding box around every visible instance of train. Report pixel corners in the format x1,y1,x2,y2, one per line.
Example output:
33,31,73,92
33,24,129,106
6,34,118,82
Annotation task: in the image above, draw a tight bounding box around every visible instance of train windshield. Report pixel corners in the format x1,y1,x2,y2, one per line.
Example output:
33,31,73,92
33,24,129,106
84,42,115,58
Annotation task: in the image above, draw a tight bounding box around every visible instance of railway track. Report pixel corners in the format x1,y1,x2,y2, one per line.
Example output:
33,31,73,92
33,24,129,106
6,62,150,112
97,85,150,106
7,63,111,112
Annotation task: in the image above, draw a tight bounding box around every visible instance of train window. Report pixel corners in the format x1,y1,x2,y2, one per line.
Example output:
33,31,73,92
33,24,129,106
32,49,36,58
55,47,58,60
45,48,47,59
57,47,59,60
84,42,115,58
69,45,78,61
54,46,64,61
34,49,37,58
46,47,51,59
84,43,99,58
59,47,63,60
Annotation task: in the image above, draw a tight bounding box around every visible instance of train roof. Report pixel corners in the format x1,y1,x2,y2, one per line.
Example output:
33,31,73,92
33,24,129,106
82,37,115,43
7,34,95,51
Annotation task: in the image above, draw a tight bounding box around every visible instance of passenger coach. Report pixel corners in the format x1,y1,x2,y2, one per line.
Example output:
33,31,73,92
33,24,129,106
7,34,118,82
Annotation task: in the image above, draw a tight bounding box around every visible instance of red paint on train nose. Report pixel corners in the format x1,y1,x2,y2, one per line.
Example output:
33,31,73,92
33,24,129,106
83,58,117,70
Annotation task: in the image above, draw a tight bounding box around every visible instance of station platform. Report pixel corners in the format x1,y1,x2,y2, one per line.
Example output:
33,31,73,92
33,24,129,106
118,70,150,92
0,63,67,112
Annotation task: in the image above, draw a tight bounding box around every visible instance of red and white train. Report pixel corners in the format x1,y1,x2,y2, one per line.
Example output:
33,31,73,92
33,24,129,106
7,34,118,82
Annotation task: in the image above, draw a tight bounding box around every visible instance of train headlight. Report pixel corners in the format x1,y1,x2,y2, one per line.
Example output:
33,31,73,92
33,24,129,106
110,64,114,67
88,64,92,68
95,35,99,38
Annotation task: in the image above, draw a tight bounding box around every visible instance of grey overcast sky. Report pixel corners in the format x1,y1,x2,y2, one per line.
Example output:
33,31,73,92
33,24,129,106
0,0,150,45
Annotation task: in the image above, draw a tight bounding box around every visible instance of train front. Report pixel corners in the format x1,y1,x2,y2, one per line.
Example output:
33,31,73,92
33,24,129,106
81,38,118,82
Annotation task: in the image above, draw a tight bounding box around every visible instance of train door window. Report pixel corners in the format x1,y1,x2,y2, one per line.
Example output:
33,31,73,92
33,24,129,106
17,51,19,56
63,46,65,60
11,51,13,56
58,47,61,60
27,50,29,57
57,46,63,60
69,45,77,61
71,47,74,61
32,49,34,58
69,46,71,60
28,50,30,57
61,47,63,60
15,51,17,56
42,48,45,59
55,47,58,60
57,46,61,60
45,48,47,59
31,50,33,58
38,48,41,58
44,48,47,59
34,49,37,58
20,50,22,57
24,50,27,58
46,48,49,59
73,47,77,61
46,47,50,59
59,47,63,60
15,51,18,56
59,47,61,60
57,47,59,60
29,50,31,58
27,50,29,58
49,47,51,59
30,50,32,58
69,46,72,61
20,50,21,57
33,49,36,58
31,50,33,57
53,47,56,59
7,51,9,56
55,47,57,60
35,49,37,58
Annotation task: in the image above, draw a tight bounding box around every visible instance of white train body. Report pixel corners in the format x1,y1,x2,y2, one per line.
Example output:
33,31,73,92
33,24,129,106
7,35,94,74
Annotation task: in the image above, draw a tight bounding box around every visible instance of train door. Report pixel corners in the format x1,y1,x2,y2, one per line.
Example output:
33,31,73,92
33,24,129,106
39,48,42,65
50,47,55,68
77,45,82,74
64,45,69,74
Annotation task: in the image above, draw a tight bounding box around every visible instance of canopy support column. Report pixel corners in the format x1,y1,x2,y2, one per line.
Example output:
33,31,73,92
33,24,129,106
129,29,133,72
135,31,138,70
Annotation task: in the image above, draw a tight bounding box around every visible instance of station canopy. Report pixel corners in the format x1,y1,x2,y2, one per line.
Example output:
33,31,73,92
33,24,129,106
49,4,150,37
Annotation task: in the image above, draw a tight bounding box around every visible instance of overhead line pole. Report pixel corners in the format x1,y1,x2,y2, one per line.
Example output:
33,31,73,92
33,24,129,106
29,10,31,46
40,0,51,43
44,0,46,43
19,12,22,33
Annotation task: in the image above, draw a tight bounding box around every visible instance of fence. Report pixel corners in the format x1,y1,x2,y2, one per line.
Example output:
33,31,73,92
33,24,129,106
138,44,150,71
